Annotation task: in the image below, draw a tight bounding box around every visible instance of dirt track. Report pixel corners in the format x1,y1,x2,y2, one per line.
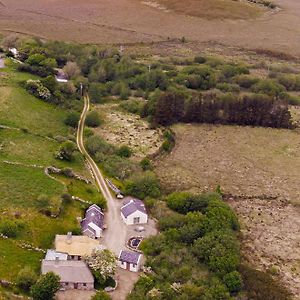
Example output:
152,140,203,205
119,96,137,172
1,0,300,56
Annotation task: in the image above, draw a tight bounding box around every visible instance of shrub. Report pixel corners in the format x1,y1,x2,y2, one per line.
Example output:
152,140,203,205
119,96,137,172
63,61,81,79
216,83,240,93
0,220,23,238
117,145,132,158
86,135,115,156
234,74,260,88
16,267,38,291
89,82,108,103
64,112,80,128
194,56,206,64
277,74,300,91
166,192,211,214
56,141,77,161
223,271,242,293
30,272,60,300
183,66,216,90
221,64,249,79
119,99,144,115
86,111,101,127
25,79,52,101
140,158,153,171
252,79,286,97
124,171,161,199
92,291,112,300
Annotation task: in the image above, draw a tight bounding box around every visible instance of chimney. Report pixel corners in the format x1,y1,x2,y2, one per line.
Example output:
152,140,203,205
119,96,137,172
66,232,72,244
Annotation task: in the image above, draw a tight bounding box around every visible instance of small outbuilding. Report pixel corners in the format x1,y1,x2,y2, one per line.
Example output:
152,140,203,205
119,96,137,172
45,249,68,261
81,204,104,239
118,250,142,272
121,198,148,225
55,70,68,83
41,260,94,290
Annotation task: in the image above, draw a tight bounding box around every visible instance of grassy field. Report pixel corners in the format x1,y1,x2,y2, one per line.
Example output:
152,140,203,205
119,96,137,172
0,61,97,283
0,61,68,136
0,238,43,281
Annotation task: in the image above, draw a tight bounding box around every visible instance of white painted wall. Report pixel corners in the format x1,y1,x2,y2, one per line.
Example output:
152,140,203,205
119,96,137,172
121,210,148,225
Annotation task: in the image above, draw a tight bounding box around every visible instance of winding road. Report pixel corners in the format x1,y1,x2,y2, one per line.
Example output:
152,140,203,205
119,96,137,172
76,95,127,256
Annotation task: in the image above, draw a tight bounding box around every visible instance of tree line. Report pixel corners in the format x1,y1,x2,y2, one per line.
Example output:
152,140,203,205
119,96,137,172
144,91,293,129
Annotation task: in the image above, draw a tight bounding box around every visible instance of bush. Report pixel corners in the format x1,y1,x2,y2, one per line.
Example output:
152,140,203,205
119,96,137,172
234,74,260,89
92,291,112,300
223,271,242,293
166,192,213,214
124,171,161,199
194,56,206,64
64,112,80,128
0,220,23,238
216,83,240,93
56,141,77,161
277,74,300,91
86,111,101,127
221,64,249,79
30,272,60,300
86,135,115,156
117,145,132,158
252,79,286,97
16,267,38,291
140,158,153,171
119,99,144,115
183,66,216,90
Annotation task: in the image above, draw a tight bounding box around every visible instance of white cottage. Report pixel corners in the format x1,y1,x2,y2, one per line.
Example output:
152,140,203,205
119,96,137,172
120,198,148,225
118,250,142,272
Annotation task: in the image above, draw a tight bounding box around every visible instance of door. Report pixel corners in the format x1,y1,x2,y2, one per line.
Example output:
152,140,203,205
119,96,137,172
74,283,78,289
126,262,130,270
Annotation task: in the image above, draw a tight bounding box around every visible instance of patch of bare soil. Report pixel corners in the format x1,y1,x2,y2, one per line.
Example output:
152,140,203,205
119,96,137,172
228,197,300,297
94,103,163,159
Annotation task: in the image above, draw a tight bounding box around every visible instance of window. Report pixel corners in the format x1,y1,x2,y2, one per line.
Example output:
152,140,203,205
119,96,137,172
83,283,87,287
133,217,140,224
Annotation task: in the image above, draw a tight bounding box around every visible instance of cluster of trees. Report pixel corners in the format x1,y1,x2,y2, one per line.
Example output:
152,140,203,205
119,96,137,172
147,91,293,129
130,192,241,299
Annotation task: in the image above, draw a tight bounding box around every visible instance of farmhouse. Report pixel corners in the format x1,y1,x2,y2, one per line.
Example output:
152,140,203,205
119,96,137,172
41,260,94,290
118,250,142,272
121,197,148,225
55,232,101,260
81,204,104,239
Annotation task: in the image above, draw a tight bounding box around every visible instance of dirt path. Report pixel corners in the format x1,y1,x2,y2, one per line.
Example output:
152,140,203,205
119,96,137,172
77,95,154,300
0,58,4,69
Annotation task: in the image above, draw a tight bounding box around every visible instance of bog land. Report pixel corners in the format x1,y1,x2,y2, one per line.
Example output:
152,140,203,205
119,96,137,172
1,0,300,57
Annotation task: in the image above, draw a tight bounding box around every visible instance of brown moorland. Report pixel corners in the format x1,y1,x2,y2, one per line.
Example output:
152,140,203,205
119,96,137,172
1,0,300,56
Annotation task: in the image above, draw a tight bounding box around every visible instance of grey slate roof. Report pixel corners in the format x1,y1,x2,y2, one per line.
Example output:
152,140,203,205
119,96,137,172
81,204,104,234
41,260,94,283
119,250,141,264
121,198,147,218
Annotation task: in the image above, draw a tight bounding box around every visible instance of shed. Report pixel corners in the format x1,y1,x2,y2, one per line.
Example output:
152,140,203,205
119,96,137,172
45,249,68,261
41,260,94,290
118,250,142,272
121,197,148,225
